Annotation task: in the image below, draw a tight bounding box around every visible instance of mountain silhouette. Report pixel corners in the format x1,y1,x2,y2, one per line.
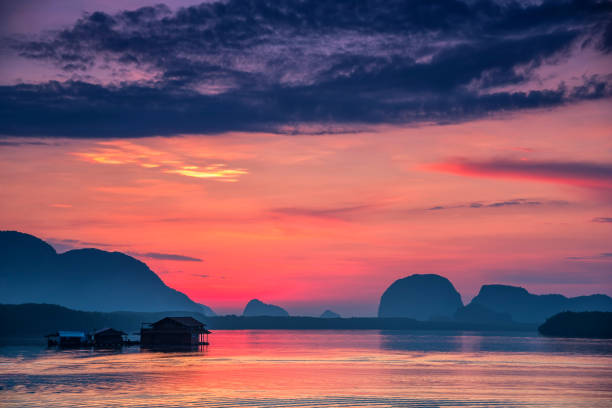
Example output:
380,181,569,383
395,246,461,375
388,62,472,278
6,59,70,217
320,309,341,318
378,274,463,320
0,231,215,315
453,303,513,324
469,284,612,323
242,299,289,317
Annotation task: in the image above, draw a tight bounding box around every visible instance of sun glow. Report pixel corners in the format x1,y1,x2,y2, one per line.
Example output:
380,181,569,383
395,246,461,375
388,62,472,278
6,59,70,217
166,165,248,181
72,140,249,183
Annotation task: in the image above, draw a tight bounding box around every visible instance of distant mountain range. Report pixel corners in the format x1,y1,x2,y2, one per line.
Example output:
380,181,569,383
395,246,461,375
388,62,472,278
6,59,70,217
0,231,215,315
3,231,611,324
378,274,612,324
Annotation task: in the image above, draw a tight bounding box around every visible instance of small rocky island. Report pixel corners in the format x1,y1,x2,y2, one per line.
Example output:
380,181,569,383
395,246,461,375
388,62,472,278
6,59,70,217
242,299,289,317
538,311,612,339
378,274,463,320
320,310,340,318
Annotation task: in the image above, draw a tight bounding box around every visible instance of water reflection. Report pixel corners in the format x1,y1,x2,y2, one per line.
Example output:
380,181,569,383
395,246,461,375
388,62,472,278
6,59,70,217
140,344,209,353
379,330,612,355
1,330,611,408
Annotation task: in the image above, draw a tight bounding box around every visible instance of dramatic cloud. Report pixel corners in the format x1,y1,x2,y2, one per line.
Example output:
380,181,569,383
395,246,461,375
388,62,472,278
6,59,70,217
1,0,611,137
427,159,612,190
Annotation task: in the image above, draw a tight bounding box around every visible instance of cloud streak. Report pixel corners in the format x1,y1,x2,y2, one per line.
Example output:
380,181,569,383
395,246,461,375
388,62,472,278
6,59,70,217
129,252,203,262
46,237,202,261
566,253,612,261
426,198,564,211
427,159,612,190
270,205,375,220
46,237,121,253
1,0,611,137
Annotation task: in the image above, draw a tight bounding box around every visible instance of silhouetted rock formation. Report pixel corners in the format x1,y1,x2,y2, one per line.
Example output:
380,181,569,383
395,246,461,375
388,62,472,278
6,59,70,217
320,309,340,318
538,311,612,338
454,303,513,324
0,231,215,315
469,284,612,323
242,299,289,317
378,274,463,320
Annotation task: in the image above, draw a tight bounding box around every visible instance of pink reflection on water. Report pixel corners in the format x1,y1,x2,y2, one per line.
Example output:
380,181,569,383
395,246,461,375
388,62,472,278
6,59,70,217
1,331,611,407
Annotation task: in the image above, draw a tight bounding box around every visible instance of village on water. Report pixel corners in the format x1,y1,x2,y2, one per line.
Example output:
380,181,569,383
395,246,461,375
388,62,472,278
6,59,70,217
46,316,211,348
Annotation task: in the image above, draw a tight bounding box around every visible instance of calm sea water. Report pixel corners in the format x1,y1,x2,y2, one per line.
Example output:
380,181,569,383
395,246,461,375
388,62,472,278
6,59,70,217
1,330,611,408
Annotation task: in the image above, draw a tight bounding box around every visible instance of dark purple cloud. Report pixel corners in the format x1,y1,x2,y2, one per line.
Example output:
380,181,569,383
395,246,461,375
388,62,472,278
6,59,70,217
593,217,612,223
0,140,52,146
1,0,611,137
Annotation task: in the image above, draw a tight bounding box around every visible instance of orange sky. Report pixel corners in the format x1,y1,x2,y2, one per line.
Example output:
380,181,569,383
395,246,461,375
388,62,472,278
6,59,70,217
1,100,611,315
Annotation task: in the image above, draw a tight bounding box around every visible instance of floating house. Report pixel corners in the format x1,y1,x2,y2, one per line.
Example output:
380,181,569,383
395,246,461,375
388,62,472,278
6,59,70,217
93,328,126,346
140,316,211,346
45,331,88,347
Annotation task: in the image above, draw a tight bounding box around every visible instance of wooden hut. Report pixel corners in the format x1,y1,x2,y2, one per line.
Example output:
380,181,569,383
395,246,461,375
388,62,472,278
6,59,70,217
140,316,211,346
93,328,126,346
45,331,87,347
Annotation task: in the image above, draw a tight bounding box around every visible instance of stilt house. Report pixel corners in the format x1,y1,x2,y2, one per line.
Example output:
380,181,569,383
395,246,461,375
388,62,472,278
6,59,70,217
140,316,211,346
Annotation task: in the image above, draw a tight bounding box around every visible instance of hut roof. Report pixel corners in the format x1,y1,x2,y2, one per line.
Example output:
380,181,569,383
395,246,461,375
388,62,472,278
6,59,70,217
153,316,206,328
167,316,204,327
94,328,126,336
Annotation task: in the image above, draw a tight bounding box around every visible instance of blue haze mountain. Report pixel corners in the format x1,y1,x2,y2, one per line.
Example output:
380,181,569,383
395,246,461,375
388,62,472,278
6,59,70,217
468,284,612,323
0,231,215,315
320,310,341,318
453,303,513,324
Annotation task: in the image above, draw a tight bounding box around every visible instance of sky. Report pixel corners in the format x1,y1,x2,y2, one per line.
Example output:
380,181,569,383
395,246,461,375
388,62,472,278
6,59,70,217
0,0,611,316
